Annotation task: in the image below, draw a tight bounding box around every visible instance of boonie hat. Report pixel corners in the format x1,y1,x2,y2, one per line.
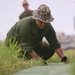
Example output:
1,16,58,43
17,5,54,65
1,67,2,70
32,4,54,23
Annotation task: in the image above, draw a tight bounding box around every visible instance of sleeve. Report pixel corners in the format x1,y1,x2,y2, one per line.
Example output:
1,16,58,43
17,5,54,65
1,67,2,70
45,24,61,50
19,25,34,52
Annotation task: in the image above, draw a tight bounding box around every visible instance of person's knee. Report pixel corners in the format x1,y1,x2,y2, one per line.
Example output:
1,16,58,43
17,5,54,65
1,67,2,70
42,51,55,60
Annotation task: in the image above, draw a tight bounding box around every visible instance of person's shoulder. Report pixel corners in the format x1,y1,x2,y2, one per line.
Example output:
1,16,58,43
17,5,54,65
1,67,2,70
29,9,33,11
22,16,33,21
19,11,25,16
18,17,34,30
19,11,25,19
46,23,55,31
47,23,52,27
18,16,33,24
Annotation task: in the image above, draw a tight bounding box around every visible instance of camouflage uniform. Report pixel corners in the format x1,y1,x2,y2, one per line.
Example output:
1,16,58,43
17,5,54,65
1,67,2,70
19,10,33,20
19,0,33,20
5,4,61,60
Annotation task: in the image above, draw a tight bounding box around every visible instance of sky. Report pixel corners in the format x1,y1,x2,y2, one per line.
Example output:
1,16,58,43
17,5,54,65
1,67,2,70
0,0,75,40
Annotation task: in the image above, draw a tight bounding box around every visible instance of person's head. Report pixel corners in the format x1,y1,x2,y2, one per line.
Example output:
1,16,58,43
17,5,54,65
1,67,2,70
22,0,29,10
32,4,54,29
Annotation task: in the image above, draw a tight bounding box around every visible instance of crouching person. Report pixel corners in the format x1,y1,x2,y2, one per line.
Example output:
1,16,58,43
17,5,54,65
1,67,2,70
5,4,68,63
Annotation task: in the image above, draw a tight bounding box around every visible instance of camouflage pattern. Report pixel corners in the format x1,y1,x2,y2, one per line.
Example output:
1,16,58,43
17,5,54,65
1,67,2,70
32,4,54,23
19,10,33,20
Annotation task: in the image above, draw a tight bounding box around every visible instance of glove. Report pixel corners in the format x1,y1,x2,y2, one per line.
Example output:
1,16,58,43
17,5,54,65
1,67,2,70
61,56,68,62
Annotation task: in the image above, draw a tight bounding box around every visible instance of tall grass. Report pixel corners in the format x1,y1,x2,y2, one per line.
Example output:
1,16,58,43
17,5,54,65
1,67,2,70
0,41,44,75
0,41,75,75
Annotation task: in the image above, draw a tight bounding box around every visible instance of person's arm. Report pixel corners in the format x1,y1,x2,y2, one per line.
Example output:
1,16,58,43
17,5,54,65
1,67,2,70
55,48,68,62
45,24,68,62
55,48,64,59
27,50,40,60
19,22,41,60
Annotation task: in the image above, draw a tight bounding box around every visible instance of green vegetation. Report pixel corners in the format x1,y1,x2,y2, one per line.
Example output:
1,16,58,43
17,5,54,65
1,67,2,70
0,41,44,75
47,49,75,63
0,41,75,75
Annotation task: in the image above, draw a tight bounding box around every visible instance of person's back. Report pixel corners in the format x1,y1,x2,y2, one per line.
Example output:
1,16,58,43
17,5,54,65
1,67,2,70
19,0,33,20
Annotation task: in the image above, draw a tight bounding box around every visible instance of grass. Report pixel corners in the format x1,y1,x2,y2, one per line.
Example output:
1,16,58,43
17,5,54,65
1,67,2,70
47,49,75,63
0,41,45,75
0,41,75,75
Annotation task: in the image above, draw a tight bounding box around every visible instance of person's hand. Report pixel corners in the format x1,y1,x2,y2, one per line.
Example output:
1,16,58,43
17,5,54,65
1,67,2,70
42,59,48,65
43,61,48,65
61,56,68,63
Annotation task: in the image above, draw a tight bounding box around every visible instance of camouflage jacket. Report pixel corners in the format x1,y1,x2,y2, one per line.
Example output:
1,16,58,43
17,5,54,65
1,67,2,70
19,10,33,20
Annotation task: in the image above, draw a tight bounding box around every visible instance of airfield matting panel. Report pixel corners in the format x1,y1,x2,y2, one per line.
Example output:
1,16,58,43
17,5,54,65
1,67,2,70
13,63,71,75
